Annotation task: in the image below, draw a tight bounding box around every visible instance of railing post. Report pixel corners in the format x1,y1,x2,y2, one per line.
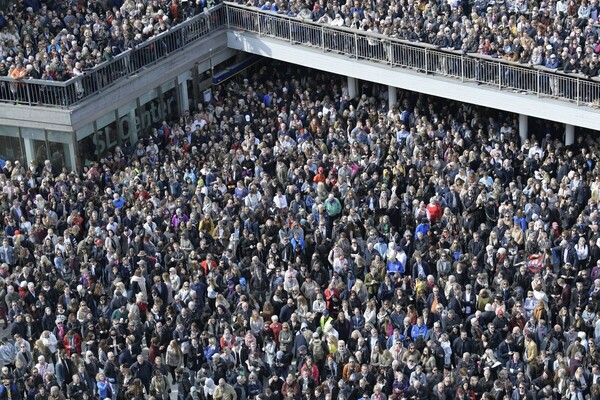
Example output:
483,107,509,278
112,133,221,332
537,69,540,98
424,48,428,73
498,63,502,89
461,56,464,82
257,12,261,36
289,19,293,43
180,25,186,47
25,83,32,106
63,85,69,107
225,4,230,28
388,41,393,66
354,33,358,59
577,77,580,105
321,26,325,52
94,71,101,93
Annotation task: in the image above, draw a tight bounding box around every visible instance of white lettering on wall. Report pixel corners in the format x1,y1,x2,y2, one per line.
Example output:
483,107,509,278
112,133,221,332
92,95,175,156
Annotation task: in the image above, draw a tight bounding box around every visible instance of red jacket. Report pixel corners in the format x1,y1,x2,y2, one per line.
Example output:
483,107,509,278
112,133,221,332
324,287,340,309
313,172,326,184
426,202,442,224
64,333,82,356
148,344,161,365
269,322,282,346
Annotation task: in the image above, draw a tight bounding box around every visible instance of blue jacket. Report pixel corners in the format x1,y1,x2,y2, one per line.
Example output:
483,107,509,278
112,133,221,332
410,324,428,340
545,57,559,69
291,236,304,252
97,380,112,399
387,259,404,275
0,383,19,400
415,223,429,239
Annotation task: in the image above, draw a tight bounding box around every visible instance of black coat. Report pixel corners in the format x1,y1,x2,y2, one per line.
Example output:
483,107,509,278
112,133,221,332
130,360,153,387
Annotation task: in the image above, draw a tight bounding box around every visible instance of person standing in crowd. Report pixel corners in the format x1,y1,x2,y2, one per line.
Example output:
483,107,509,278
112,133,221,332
0,60,599,400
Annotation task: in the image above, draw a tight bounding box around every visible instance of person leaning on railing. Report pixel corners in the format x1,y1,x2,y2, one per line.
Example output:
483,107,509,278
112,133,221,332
0,0,224,79
244,0,600,79
582,54,600,78
563,55,581,74
8,61,26,102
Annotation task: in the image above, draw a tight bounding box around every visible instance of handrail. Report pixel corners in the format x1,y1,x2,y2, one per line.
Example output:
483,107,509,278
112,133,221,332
0,4,227,108
223,2,600,109
2,2,599,109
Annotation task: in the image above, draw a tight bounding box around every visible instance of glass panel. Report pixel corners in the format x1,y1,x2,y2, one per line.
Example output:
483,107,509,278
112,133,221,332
96,110,116,130
47,142,67,172
0,126,22,165
117,100,137,118
20,128,47,165
33,139,48,165
187,79,195,112
162,80,175,92
95,111,119,159
78,135,96,166
47,130,73,171
139,86,177,131
163,85,178,122
139,89,160,131
76,123,95,167
0,126,20,138
118,100,138,150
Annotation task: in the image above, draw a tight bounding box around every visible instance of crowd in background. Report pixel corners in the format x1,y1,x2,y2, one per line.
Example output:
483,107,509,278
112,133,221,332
2,0,600,84
0,59,597,400
0,0,215,82
245,0,600,78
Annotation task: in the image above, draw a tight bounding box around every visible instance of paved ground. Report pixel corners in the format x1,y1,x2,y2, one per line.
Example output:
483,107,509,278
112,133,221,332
141,342,181,400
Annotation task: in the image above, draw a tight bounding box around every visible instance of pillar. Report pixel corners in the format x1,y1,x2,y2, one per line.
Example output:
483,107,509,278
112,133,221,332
179,80,189,115
71,130,81,173
23,138,35,165
156,85,165,121
565,124,575,146
128,109,138,146
66,142,76,173
192,66,201,109
518,114,528,145
348,77,358,99
388,85,397,110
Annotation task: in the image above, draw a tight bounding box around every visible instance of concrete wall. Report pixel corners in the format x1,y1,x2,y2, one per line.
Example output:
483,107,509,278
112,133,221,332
227,31,600,131
69,30,235,131
0,30,234,133
2,28,599,136
0,106,72,131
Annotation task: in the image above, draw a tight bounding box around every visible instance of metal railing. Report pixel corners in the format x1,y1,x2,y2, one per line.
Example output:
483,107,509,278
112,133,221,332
0,4,227,108
3,2,599,109
225,2,600,108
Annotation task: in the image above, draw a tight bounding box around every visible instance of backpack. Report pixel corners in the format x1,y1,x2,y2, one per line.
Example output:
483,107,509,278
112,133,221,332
533,302,546,321
528,254,544,274
311,340,325,361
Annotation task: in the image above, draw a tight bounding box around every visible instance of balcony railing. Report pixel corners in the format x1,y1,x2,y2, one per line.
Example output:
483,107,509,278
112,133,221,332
3,2,600,109
224,2,600,109
0,4,227,108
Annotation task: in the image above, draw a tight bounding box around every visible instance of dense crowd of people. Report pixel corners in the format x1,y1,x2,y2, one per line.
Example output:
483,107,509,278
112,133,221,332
0,59,597,400
2,0,600,86
244,0,600,78
0,0,215,82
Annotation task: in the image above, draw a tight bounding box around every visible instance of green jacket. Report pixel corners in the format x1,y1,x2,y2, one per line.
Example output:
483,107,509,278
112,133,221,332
324,197,342,217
